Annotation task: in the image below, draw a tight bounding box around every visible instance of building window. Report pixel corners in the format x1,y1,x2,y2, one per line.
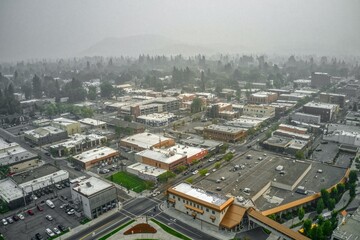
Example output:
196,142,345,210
206,208,209,212
212,210,215,214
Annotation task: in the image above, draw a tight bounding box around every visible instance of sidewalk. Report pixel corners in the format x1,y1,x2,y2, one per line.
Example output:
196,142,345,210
159,201,236,240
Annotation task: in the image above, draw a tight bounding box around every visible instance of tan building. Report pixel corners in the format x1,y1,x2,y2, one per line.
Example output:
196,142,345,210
120,133,175,152
204,125,247,143
167,183,236,227
248,91,278,104
278,124,307,135
72,147,119,170
51,117,81,135
243,104,275,118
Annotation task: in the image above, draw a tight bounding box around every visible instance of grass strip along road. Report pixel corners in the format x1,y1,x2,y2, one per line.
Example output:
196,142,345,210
151,218,192,240
98,219,135,240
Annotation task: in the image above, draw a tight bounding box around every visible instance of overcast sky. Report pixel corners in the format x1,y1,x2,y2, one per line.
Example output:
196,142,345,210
0,0,359,61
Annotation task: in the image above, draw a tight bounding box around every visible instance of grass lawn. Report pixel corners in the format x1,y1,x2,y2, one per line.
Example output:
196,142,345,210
99,219,135,240
107,171,153,193
150,219,192,240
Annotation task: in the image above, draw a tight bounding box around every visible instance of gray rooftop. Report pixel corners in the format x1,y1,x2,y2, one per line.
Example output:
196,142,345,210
12,164,60,185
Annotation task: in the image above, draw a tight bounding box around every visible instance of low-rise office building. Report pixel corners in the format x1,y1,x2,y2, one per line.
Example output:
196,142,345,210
136,113,176,127
243,104,275,118
204,125,247,143
72,147,119,170
345,111,360,126
0,138,39,173
135,149,187,171
248,92,278,104
49,134,107,157
323,124,360,147
70,176,117,219
0,178,29,209
79,118,107,130
120,133,175,152
311,72,331,89
278,124,307,135
320,92,346,108
126,162,167,181
291,112,321,124
225,116,267,129
51,117,81,135
167,144,208,164
303,102,339,122
167,182,236,227
24,126,68,145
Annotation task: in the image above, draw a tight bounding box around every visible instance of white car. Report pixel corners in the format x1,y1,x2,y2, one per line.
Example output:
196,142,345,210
53,227,61,235
67,209,75,215
46,228,55,237
17,213,25,220
1,218,7,226
205,173,210,176
152,191,160,197
192,170,198,175
45,215,53,221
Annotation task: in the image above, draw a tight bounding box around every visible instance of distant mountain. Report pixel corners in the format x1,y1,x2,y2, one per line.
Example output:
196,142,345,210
80,34,215,57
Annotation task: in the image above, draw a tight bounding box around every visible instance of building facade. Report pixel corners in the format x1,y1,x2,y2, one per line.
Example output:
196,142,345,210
24,126,68,145
311,72,331,89
204,125,247,143
303,102,339,122
72,147,119,170
243,105,275,118
320,93,346,108
51,117,81,135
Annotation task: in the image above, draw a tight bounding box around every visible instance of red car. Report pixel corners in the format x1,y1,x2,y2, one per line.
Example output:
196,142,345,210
37,205,43,211
27,209,34,215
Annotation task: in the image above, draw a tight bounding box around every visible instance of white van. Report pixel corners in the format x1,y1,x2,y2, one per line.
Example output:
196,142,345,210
46,200,55,209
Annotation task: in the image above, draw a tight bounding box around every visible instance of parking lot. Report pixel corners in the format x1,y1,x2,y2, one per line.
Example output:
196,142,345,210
311,141,339,163
0,185,81,240
335,152,355,168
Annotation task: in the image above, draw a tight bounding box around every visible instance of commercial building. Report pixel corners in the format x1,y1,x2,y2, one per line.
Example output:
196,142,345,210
136,113,176,127
167,144,208,164
243,104,275,118
12,164,69,195
345,111,360,126
24,126,68,145
120,133,175,152
225,116,266,129
273,129,311,141
135,149,187,171
70,176,117,219
291,112,321,124
278,124,307,135
0,178,29,209
320,92,346,108
248,91,278,104
311,72,331,89
49,133,107,157
323,124,360,147
72,147,119,170
126,163,167,181
79,118,107,130
51,117,81,135
263,136,309,155
102,117,145,134
303,102,339,122
167,183,235,227
204,125,247,143
278,93,307,102
207,103,233,118
293,79,311,88
0,138,39,173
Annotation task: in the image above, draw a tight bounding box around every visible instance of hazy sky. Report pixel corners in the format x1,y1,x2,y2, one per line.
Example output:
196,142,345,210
0,0,359,61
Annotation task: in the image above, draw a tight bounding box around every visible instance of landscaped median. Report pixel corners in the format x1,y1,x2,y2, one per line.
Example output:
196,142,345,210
150,218,192,240
99,219,135,240
107,171,154,193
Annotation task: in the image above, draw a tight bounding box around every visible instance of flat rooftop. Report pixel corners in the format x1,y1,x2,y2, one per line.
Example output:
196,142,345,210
136,149,184,164
205,124,247,134
121,133,172,149
171,182,230,206
12,164,64,184
72,177,113,197
196,150,311,201
0,178,23,202
0,140,37,165
73,147,118,163
24,126,66,138
137,113,175,121
304,102,338,109
167,144,206,158
52,117,79,126
332,207,360,240
127,162,167,177
50,134,105,149
78,118,106,126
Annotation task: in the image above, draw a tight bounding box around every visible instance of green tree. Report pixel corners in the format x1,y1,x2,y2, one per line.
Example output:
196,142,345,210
321,189,330,208
100,82,113,98
310,225,324,240
87,86,97,100
158,171,176,183
303,219,312,236
295,150,305,160
215,162,221,169
337,183,345,194
349,183,356,198
176,165,187,173
349,170,358,184
328,198,336,211
298,207,305,221
322,220,332,236
124,115,132,122
186,177,193,184
21,82,32,100
190,97,203,113
316,199,325,214
199,169,208,176
32,74,42,98
330,187,339,202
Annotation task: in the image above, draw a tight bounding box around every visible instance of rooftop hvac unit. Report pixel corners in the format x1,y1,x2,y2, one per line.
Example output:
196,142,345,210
86,182,92,187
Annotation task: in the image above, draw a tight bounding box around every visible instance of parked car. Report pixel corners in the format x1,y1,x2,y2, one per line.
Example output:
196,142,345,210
37,205,44,211
17,213,25,220
53,227,61,235
27,209,34,215
67,209,75,215
55,184,62,190
6,217,14,224
45,215,53,221
1,218,8,226
45,228,55,237
12,215,20,221
58,225,68,232
35,233,44,240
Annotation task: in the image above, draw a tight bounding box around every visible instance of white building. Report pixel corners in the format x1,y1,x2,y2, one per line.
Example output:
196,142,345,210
136,113,176,127
70,176,117,219
126,163,167,181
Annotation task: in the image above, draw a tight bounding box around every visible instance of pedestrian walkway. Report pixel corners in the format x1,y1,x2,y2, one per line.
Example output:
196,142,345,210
159,201,236,240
